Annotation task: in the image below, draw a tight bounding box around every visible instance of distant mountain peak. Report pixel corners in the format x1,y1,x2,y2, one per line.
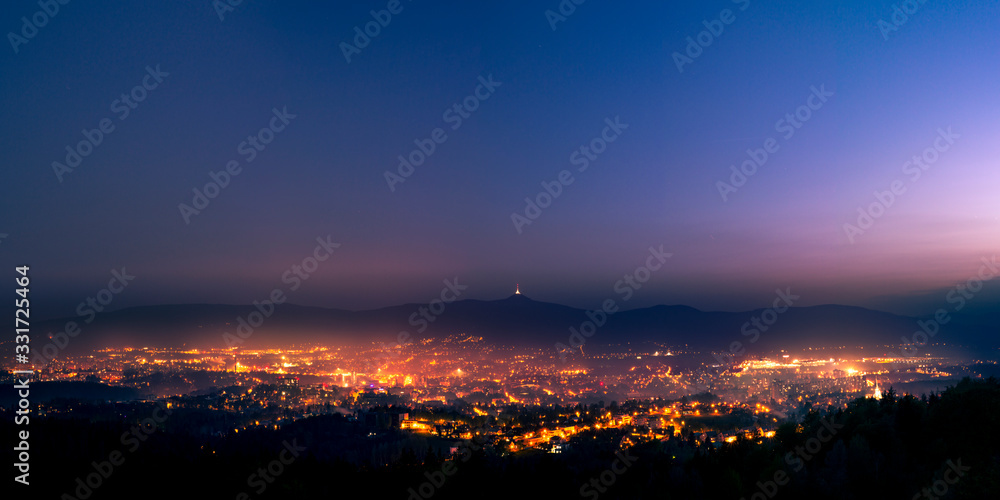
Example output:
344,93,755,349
504,283,532,301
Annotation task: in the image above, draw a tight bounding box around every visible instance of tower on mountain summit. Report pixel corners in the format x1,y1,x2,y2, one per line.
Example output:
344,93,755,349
515,284,521,295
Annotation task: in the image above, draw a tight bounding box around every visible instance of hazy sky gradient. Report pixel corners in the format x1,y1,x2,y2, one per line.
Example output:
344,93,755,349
2,0,998,318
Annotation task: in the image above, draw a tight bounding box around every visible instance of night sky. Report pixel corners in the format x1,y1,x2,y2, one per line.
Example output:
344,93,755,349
2,1,998,319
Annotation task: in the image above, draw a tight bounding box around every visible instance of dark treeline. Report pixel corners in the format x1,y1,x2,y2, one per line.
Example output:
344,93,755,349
5,377,999,499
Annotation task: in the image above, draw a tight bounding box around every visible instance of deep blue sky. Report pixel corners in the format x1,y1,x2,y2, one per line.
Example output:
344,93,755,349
2,0,999,319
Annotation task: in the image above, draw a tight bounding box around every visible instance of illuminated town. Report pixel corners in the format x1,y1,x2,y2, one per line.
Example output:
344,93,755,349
4,335,988,459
